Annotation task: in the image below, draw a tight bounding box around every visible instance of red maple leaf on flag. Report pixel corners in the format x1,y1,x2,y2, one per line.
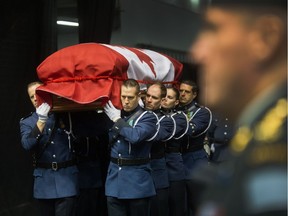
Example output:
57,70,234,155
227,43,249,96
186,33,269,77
124,47,157,78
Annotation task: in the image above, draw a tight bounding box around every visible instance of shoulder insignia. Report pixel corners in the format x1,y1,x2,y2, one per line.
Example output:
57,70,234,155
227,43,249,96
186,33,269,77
254,98,287,142
187,111,193,120
231,98,288,154
20,112,33,121
128,119,134,126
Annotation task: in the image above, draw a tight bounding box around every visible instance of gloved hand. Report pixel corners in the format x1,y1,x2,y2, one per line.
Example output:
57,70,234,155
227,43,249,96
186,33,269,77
210,143,215,153
104,100,121,122
36,103,51,123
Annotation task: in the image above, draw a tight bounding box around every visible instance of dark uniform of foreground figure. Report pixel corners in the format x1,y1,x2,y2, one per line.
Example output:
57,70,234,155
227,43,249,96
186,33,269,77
161,87,188,216
71,111,111,216
144,83,174,216
178,80,212,215
190,1,287,215
20,82,79,216
103,79,158,216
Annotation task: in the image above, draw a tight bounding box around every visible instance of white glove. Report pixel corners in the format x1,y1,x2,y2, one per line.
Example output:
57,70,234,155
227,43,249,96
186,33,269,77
138,98,144,108
104,100,121,122
36,103,51,123
210,143,215,153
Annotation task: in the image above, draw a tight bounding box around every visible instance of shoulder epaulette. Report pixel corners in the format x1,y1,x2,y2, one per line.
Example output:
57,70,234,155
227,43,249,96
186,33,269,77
195,102,205,108
231,98,288,154
20,112,33,121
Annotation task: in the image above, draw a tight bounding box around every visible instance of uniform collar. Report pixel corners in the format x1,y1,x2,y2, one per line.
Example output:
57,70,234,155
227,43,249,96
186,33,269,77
178,100,197,111
121,105,142,118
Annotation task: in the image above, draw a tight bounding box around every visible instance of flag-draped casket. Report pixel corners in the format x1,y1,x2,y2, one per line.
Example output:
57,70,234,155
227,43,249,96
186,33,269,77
36,43,183,111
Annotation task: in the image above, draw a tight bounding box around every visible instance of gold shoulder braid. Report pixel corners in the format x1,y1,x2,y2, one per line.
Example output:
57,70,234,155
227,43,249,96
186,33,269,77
254,98,287,143
231,98,288,154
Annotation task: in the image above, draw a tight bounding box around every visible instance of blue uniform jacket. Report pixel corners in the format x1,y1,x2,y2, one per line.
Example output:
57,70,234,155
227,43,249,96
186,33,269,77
178,101,212,179
150,110,175,189
19,112,79,199
207,115,235,163
105,105,158,199
207,116,234,145
165,110,187,181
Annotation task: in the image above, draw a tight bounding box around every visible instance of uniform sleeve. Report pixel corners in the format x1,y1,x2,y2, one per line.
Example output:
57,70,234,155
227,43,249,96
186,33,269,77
117,112,158,144
109,119,130,142
186,107,212,137
156,116,175,142
173,112,189,139
207,118,217,144
19,118,42,150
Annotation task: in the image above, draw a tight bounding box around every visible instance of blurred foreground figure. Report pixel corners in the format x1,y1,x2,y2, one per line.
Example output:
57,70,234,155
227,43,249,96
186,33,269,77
192,0,287,216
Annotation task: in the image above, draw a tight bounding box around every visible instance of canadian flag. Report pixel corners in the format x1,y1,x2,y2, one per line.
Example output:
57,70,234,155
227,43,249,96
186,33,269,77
36,43,183,109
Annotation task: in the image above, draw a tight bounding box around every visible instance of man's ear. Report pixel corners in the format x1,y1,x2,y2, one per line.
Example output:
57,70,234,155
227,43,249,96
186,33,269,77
249,15,283,62
192,91,197,100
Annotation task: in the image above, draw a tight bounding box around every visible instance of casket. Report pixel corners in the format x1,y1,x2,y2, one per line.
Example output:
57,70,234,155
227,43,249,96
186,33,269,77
52,95,103,112
36,43,183,111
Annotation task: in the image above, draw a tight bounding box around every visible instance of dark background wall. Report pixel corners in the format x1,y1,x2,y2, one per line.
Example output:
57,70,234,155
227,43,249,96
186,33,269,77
0,1,42,215
0,0,201,215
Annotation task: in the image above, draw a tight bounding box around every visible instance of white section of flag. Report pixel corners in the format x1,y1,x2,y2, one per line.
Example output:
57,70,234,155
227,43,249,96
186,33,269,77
103,44,175,90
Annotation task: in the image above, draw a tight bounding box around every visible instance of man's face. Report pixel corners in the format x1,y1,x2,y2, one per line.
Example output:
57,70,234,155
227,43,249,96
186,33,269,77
161,88,179,109
120,86,139,112
28,83,41,108
194,8,257,112
145,85,164,111
179,83,196,105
